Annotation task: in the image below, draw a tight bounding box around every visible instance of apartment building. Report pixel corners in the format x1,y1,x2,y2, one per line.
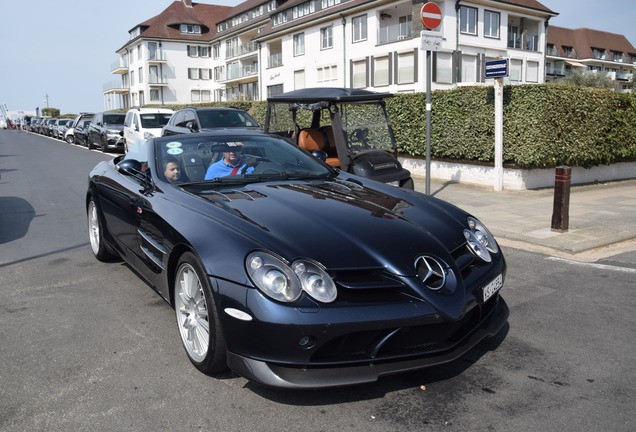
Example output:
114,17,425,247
546,26,636,92
104,0,557,109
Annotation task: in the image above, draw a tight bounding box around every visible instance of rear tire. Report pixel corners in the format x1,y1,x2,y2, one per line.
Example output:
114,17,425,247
174,252,227,375
87,199,117,262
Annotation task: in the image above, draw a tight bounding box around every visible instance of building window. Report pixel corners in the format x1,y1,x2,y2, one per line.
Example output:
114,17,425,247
526,61,539,82
592,48,606,60
397,51,415,84
272,12,288,26
459,6,477,35
317,65,338,82
461,54,477,83
509,59,522,82
322,0,341,8
399,15,412,39
180,24,201,34
214,66,224,81
188,46,210,58
213,44,220,59
293,33,305,56
200,69,211,80
352,15,367,42
150,89,160,102
294,70,305,89
188,68,200,80
352,59,368,88
131,70,135,86
138,67,143,83
373,56,390,87
321,26,333,50
137,45,142,60
268,84,284,97
292,1,314,19
483,10,499,38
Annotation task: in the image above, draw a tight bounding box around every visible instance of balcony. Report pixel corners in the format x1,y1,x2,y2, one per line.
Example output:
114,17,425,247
111,60,129,74
103,80,130,94
546,65,566,76
616,71,633,81
226,64,258,81
268,52,282,68
378,21,412,45
148,75,169,86
226,42,258,59
148,51,168,63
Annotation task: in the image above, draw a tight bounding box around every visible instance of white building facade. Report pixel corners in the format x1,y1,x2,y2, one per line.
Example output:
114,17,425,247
104,0,557,109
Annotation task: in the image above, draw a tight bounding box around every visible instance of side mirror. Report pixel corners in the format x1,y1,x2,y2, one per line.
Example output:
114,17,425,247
186,121,198,132
311,150,328,162
117,159,144,177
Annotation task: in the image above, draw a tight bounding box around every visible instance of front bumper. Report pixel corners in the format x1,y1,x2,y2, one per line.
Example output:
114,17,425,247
226,296,508,389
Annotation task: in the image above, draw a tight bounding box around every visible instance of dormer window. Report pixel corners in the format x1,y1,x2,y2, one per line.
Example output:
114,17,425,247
180,24,201,34
129,27,141,39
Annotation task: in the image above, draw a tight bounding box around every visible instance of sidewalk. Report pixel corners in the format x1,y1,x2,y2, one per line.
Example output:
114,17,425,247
413,177,636,259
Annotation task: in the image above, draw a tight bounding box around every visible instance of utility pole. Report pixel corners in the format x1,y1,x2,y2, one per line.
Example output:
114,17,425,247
44,94,50,109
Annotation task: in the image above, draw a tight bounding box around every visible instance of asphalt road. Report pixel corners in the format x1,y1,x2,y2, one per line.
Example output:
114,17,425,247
1,130,634,432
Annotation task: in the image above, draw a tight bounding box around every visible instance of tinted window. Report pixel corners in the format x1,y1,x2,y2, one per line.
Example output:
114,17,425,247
140,113,172,128
103,114,126,125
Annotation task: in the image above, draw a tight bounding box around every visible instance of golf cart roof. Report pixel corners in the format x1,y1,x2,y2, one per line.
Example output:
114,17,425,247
267,87,393,104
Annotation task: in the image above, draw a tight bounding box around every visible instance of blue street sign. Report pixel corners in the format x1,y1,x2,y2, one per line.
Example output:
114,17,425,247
485,59,509,79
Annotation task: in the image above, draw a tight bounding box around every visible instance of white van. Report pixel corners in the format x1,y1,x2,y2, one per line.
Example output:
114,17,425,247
123,107,173,151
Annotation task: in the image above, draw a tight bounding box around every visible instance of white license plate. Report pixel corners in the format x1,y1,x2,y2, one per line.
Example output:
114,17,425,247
481,273,503,303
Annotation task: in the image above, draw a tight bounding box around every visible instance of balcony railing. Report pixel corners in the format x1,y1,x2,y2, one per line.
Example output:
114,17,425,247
226,64,258,80
148,75,168,85
103,80,130,93
111,60,129,74
268,52,282,68
148,51,167,62
378,22,411,45
226,42,258,59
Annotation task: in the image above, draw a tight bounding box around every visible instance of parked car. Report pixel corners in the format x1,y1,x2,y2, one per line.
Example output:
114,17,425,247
88,111,126,152
70,112,94,132
55,119,73,140
73,119,92,147
86,130,508,389
265,87,413,189
44,118,57,136
123,107,173,151
161,107,258,136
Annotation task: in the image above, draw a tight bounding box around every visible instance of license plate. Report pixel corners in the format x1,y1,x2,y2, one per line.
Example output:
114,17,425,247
481,273,503,303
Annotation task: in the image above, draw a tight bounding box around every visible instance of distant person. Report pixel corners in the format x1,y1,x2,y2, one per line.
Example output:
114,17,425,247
24,115,31,133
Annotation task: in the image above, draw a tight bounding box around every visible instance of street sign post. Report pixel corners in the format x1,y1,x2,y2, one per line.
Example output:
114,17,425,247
420,2,443,30
484,59,509,191
419,2,443,195
484,59,509,79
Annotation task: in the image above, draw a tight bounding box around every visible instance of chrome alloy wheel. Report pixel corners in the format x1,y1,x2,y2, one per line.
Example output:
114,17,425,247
175,263,210,363
88,200,101,256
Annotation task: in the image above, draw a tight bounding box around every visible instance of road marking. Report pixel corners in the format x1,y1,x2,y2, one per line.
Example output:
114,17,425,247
546,257,636,274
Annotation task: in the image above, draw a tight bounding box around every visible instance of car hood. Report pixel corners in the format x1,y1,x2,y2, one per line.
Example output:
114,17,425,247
191,178,469,277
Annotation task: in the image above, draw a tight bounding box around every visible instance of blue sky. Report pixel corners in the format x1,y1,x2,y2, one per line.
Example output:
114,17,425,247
0,0,634,115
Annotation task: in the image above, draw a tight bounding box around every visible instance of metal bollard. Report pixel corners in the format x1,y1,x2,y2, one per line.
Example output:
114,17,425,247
551,166,571,232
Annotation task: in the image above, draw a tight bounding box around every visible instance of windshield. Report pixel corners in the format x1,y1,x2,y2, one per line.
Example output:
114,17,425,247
104,114,125,125
339,103,395,153
140,113,172,128
198,110,259,129
154,134,332,186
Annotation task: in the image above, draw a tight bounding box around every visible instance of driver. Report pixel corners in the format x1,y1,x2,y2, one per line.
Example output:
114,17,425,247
204,148,254,179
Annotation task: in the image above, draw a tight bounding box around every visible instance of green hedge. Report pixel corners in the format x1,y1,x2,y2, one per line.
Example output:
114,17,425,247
166,84,636,169
386,84,636,168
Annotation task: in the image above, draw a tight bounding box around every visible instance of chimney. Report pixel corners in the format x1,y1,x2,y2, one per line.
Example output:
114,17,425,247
182,0,193,7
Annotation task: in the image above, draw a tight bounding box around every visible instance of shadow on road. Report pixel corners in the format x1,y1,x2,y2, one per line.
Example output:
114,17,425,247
0,196,35,245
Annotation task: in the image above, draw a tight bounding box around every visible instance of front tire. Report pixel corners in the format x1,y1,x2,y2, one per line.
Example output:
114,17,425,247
66,135,74,144
87,199,117,262
174,252,227,374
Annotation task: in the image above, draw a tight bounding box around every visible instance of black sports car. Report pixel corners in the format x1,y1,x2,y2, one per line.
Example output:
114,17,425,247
86,130,508,389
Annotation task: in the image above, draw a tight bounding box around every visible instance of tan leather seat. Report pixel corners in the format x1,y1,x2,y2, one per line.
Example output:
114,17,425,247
298,128,340,167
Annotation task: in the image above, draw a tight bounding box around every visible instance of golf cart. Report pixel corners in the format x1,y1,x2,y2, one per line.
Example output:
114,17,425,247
264,88,414,189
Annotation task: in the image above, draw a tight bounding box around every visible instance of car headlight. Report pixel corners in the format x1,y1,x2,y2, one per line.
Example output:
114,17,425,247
464,217,499,263
246,252,337,303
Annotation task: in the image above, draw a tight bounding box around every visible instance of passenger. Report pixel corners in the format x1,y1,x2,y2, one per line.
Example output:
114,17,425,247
204,149,254,180
164,156,183,183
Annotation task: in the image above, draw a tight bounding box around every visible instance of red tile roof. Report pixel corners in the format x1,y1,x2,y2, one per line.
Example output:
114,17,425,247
548,26,636,58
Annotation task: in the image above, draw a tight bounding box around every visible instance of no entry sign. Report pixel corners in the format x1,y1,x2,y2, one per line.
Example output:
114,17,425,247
421,2,442,30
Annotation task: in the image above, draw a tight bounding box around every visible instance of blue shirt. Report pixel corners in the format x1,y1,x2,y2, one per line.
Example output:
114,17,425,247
204,157,254,180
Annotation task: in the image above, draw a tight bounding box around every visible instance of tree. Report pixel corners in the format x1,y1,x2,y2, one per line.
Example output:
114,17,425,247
556,72,618,90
